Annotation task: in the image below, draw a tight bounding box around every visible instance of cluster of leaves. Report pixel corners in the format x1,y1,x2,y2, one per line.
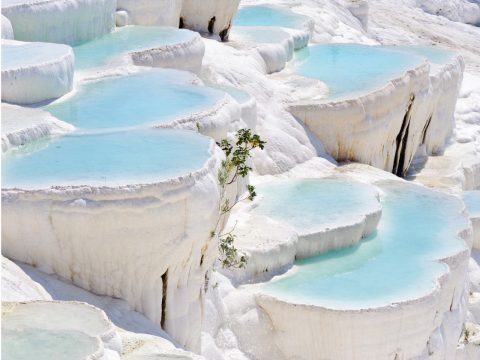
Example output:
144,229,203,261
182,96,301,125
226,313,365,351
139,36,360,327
214,129,265,269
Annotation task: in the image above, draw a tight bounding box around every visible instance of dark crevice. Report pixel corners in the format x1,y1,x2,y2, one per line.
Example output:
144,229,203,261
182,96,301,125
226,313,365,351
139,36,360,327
179,17,184,29
219,23,231,42
421,114,433,145
208,17,216,34
392,94,415,177
161,269,168,329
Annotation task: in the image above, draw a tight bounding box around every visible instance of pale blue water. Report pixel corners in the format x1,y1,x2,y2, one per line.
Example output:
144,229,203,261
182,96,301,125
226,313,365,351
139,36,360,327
74,26,194,70
207,84,251,104
253,179,379,234
44,71,224,130
2,129,211,188
233,5,309,30
2,329,98,360
261,181,468,309
1,42,70,71
295,44,424,100
230,26,291,44
385,45,456,65
464,191,480,217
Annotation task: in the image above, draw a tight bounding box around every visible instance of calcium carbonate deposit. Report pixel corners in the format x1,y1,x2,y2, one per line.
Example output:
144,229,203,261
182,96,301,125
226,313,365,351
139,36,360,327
1,0,480,359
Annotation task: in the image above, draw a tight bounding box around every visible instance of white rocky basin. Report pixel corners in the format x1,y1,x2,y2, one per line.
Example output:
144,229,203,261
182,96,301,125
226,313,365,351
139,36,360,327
1,0,116,45
464,190,480,249
1,129,222,351
255,181,471,360
73,26,205,74
2,300,122,360
44,69,240,140
288,44,464,176
1,40,74,105
1,104,74,153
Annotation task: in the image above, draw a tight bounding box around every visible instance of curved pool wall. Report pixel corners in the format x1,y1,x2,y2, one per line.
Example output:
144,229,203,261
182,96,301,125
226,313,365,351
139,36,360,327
44,69,240,140
1,129,222,351
74,26,205,74
1,0,116,45
2,301,121,359
1,104,75,153
255,181,472,360
1,40,74,105
206,83,257,130
1,14,14,39
288,44,464,176
465,191,480,249
229,26,296,74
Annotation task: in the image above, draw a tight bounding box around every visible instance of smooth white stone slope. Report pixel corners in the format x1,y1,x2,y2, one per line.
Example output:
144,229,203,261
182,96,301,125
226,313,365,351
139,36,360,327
1,0,116,45
1,256,52,301
1,104,75,153
1,40,74,105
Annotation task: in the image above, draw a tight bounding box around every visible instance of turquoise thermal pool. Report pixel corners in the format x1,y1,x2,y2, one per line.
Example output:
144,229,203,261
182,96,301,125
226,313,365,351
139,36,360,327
233,5,310,30
73,26,195,70
386,45,456,65
260,181,468,309
464,191,480,217
294,44,425,100
45,70,225,130
1,41,71,71
253,179,380,234
2,129,211,188
230,26,291,45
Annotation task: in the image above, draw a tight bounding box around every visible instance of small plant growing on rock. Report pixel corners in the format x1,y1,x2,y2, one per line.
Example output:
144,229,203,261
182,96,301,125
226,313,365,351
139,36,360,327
213,128,265,269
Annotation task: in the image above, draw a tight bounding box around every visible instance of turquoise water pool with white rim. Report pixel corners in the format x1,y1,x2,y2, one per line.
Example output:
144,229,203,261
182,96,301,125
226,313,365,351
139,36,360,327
44,70,225,131
233,5,310,30
294,44,425,100
260,181,468,309
2,128,212,189
73,26,196,71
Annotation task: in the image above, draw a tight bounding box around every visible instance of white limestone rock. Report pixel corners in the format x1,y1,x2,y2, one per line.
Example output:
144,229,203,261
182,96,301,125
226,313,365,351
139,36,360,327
1,256,52,301
343,0,369,29
116,0,182,27
2,104,75,153
1,0,116,45
181,0,240,41
1,40,74,105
